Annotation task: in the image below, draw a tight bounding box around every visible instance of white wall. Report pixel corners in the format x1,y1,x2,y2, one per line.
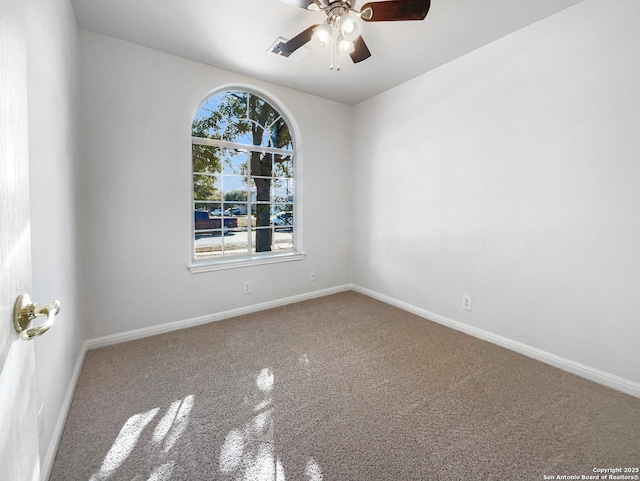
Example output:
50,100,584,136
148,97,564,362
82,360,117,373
76,30,352,339
25,0,83,472
351,0,640,385
21,2,640,478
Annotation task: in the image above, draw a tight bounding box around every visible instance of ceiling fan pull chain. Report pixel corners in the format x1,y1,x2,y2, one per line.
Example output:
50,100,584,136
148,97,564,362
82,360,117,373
329,33,335,70
331,31,335,70
329,31,341,71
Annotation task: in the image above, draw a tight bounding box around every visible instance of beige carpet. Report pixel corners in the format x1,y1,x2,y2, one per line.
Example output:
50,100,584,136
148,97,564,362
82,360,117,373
50,291,640,481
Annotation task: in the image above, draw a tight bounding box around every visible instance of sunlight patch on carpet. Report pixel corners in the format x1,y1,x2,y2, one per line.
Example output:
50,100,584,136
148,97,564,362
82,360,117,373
152,400,181,444
305,458,323,481
148,460,174,481
89,394,195,480
256,367,275,392
220,429,246,473
89,407,159,480
162,395,194,453
219,366,300,480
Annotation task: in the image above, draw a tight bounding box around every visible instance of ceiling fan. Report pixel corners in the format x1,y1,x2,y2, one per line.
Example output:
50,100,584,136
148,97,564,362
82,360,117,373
276,0,431,67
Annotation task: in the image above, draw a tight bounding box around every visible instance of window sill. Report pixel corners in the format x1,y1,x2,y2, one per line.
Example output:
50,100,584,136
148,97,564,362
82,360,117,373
189,252,306,273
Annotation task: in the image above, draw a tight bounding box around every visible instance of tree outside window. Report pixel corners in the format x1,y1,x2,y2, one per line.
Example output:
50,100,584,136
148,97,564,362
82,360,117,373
192,90,296,261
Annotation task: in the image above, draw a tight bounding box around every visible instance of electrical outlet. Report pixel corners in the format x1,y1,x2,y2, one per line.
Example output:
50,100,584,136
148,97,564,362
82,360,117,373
310,270,316,281
243,281,251,294
462,295,472,311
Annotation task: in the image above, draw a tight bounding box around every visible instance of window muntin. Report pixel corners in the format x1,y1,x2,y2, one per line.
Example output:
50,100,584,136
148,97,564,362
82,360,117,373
192,91,297,263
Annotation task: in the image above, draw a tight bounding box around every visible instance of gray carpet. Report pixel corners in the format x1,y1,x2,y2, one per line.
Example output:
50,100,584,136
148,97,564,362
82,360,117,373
50,291,640,481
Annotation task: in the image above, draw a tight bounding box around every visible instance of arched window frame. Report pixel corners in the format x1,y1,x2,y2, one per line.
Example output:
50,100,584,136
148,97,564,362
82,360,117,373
189,85,304,273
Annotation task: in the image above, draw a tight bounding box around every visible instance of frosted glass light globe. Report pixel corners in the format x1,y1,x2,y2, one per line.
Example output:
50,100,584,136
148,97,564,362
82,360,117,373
311,23,333,50
339,12,361,42
337,35,355,55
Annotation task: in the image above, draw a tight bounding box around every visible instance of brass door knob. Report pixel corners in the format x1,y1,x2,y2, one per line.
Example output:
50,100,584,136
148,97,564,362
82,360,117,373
13,293,60,340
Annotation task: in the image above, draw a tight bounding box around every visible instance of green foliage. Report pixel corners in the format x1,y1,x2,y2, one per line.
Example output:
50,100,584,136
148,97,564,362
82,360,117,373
224,190,248,202
192,145,220,201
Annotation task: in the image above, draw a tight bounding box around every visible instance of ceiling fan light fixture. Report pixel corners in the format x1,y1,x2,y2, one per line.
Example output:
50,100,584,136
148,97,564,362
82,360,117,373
311,23,333,50
276,0,431,67
339,11,361,41
337,34,355,55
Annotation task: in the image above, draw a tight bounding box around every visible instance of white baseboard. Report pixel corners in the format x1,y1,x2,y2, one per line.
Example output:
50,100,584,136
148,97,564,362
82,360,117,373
41,339,89,481
43,282,639,480
86,284,352,350
352,284,640,399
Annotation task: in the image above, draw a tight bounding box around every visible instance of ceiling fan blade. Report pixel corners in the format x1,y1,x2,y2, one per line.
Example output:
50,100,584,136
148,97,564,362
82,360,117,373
360,0,431,22
350,36,371,63
274,25,319,56
279,0,318,10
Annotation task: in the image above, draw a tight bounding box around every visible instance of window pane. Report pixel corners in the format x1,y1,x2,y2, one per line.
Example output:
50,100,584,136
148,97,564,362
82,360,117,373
193,174,222,202
273,154,293,177
222,175,247,196
271,206,293,230
250,176,272,204
194,229,225,259
225,123,260,147
192,98,223,140
206,203,224,216
193,91,249,141
249,94,279,128
272,204,293,215
252,227,272,254
222,201,247,218
250,152,274,178
234,214,254,229
218,91,249,125
273,227,294,251
271,118,293,151
222,148,248,175
222,227,249,256
272,179,294,203
250,202,271,230
192,144,223,175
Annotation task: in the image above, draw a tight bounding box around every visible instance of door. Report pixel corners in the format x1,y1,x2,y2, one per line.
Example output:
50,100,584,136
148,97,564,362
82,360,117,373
0,0,41,479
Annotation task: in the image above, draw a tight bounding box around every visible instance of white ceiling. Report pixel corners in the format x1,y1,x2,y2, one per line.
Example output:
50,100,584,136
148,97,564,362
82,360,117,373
70,0,584,105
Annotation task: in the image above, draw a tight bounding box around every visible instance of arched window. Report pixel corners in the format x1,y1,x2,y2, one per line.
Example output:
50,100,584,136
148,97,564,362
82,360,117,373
190,88,301,270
